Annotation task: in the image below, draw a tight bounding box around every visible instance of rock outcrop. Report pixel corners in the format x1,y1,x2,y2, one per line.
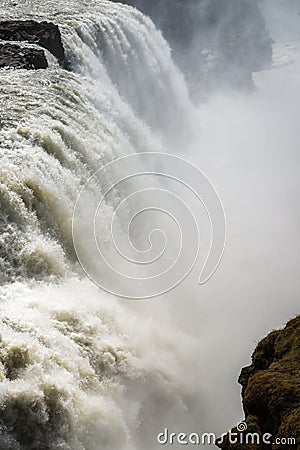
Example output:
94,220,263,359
0,43,48,70
0,20,67,68
217,316,300,449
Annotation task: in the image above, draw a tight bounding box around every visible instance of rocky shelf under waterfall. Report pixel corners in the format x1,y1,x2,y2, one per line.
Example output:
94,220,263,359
0,20,68,69
0,42,48,69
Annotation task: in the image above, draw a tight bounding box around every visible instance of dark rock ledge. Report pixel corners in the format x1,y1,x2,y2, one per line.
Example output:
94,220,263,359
0,43,48,69
217,316,300,450
0,20,68,70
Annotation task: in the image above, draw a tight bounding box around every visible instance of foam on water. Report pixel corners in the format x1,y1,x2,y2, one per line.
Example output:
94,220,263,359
0,1,202,448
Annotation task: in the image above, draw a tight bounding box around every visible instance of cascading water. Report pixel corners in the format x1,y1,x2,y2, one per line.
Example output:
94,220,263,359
0,0,197,281
0,1,205,449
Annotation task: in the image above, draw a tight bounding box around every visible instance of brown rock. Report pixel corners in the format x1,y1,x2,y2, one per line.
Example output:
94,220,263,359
217,317,300,450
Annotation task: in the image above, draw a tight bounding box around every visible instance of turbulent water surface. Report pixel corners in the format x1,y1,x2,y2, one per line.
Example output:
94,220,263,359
0,2,202,449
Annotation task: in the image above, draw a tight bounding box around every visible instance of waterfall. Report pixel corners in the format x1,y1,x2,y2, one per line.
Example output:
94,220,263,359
0,1,205,449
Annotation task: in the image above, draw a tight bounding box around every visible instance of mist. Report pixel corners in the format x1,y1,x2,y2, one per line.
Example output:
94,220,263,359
166,0,300,437
109,0,300,441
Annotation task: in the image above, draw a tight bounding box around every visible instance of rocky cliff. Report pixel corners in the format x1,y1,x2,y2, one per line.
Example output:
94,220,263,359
0,20,67,70
217,316,300,449
0,43,48,70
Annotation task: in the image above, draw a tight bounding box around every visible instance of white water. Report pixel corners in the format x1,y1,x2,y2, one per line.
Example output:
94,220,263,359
0,2,204,449
0,0,299,449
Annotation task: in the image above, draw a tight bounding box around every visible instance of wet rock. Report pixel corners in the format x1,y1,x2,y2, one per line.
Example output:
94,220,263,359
0,43,48,70
0,20,67,68
217,316,300,450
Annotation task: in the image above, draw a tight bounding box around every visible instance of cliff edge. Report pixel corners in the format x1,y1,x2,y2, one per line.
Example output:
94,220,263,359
218,316,300,449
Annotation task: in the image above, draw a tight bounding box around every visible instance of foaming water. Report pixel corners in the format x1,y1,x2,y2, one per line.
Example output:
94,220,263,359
0,279,201,450
0,0,194,142
0,1,203,448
